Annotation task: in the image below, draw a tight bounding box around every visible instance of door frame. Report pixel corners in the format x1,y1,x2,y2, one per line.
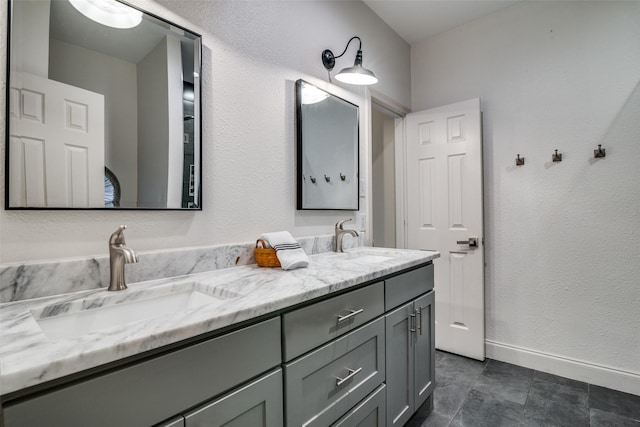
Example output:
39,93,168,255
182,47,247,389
368,88,409,249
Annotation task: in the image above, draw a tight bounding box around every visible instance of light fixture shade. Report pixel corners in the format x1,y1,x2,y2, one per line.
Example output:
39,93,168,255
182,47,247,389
334,48,377,85
335,65,378,85
69,0,143,29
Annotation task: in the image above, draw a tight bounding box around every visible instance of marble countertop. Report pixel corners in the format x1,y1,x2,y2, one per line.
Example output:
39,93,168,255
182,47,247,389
0,247,439,396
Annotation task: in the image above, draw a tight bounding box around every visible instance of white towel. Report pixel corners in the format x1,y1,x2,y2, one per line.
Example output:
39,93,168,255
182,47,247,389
260,231,309,270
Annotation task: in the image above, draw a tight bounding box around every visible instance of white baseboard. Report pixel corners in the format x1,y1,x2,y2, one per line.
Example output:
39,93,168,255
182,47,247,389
486,340,640,396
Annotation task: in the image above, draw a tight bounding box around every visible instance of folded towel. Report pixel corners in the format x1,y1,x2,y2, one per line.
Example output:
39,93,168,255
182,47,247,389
260,231,309,270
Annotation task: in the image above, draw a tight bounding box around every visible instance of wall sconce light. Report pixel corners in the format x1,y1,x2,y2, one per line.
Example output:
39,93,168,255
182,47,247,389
322,36,378,85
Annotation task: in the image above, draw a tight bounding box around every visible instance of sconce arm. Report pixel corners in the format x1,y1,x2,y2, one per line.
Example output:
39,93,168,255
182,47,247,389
322,36,363,71
333,36,362,60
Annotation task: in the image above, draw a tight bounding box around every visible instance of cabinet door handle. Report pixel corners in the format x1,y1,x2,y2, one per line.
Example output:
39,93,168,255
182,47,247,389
417,307,423,335
410,312,416,333
336,367,363,387
337,309,364,323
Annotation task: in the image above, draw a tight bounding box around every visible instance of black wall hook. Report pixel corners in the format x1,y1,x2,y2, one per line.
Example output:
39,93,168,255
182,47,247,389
594,144,606,158
516,154,525,166
552,149,562,162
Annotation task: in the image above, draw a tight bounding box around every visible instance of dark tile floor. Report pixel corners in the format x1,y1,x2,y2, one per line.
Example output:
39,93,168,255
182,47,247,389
406,351,640,427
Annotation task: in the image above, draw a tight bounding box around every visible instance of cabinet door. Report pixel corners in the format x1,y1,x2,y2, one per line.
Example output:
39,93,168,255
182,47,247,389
414,291,435,409
184,369,283,427
385,301,415,427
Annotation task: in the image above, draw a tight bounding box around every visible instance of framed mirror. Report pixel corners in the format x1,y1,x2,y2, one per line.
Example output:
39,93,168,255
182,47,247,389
6,0,202,209
296,80,359,210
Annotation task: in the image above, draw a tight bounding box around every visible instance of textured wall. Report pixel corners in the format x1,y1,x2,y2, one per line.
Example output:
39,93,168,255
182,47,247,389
0,0,410,263
411,1,640,377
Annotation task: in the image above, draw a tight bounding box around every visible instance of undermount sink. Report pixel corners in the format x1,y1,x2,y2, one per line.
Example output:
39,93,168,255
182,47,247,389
327,251,394,263
349,254,393,263
31,282,241,340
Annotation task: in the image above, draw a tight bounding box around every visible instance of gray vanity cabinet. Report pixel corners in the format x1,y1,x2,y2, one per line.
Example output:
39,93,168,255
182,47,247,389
2,261,436,427
184,369,283,427
385,291,435,427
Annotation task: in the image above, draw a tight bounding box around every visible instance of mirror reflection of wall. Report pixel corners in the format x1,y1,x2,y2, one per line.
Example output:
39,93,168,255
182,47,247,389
296,80,359,211
7,0,201,209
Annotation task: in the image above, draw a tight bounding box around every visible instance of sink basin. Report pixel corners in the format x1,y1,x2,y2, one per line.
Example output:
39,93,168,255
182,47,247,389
32,282,241,340
349,254,393,263
326,251,394,263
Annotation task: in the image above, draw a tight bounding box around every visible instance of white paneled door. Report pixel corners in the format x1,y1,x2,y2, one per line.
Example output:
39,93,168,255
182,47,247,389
405,99,485,360
9,72,105,208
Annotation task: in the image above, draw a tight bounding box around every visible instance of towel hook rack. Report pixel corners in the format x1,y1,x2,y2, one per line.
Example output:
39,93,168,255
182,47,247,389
515,154,525,166
594,144,606,158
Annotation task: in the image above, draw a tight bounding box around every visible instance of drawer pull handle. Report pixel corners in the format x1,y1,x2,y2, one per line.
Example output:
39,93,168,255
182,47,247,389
336,367,363,386
337,309,364,323
417,307,423,335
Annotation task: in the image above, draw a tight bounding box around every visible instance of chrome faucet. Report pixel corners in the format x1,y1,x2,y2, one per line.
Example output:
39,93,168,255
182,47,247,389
108,225,139,291
335,219,359,253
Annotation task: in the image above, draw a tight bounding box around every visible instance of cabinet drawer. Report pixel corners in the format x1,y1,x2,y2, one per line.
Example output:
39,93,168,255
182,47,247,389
156,417,185,427
285,317,385,427
283,282,384,361
331,384,386,427
184,369,283,427
4,317,281,427
384,264,433,310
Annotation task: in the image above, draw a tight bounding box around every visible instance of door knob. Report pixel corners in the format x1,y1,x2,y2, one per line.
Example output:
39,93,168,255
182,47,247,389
456,237,478,248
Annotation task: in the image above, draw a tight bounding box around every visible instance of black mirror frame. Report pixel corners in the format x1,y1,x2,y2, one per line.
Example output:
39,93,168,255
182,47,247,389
295,79,360,211
4,0,204,211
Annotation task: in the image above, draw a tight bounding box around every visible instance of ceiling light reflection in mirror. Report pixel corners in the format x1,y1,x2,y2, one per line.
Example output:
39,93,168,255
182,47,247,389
68,0,142,29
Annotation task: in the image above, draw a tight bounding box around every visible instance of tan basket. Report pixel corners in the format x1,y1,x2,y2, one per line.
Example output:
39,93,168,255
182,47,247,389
255,239,281,268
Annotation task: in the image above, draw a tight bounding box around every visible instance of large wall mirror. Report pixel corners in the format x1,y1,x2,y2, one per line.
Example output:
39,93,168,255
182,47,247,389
296,80,359,210
6,0,202,209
